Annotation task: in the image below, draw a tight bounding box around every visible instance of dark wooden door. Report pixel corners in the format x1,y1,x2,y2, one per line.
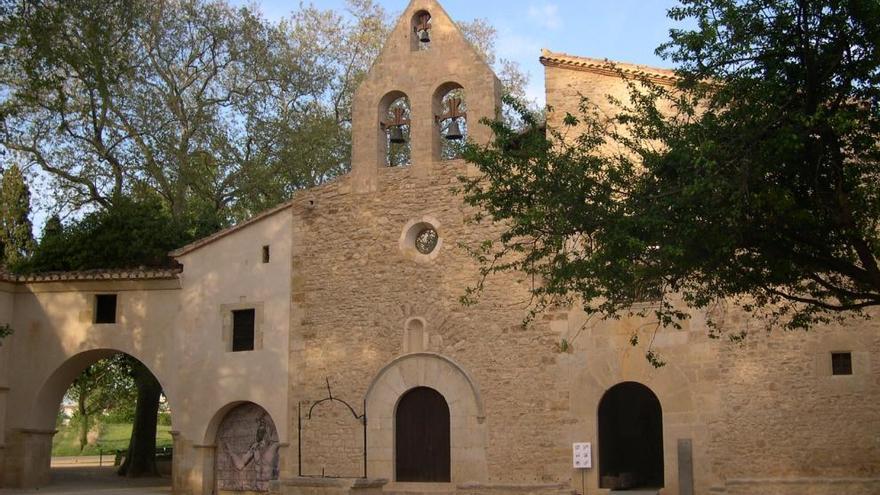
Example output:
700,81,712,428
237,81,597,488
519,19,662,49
395,387,451,482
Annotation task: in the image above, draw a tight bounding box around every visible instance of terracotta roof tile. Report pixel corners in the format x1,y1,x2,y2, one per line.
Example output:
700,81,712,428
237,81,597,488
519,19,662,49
0,267,181,283
540,49,680,85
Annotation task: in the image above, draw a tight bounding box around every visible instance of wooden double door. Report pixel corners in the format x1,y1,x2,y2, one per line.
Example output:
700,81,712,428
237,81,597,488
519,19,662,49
395,387,451,482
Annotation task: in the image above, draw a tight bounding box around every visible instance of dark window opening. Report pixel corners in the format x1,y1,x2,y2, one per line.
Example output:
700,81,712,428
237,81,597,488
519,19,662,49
262,245,270,263
832,352,853,375
598,382,664,490
94,294,117,324
232,309,256,352
395,386,450,482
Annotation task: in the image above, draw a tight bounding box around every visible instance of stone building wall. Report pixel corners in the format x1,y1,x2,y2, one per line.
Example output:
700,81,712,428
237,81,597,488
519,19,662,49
709,320,880,491
288,163,574,485
543,50,880,494
0,281,12,487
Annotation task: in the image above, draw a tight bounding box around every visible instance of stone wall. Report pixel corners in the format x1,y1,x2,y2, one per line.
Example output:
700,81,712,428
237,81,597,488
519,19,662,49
289,162,574,486
709,320,880,488
543,53,880,494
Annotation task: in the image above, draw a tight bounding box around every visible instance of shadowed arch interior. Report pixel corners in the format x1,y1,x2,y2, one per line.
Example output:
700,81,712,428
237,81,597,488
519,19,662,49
395,386,450,482
598,381,664,490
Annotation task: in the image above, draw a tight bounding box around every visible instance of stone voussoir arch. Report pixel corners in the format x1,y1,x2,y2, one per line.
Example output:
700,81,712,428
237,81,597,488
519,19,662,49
364,352,487,483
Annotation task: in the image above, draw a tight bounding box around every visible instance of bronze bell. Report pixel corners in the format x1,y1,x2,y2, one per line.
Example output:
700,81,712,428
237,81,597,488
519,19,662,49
418,28,430,43
389,126,406,144
445,119,463,140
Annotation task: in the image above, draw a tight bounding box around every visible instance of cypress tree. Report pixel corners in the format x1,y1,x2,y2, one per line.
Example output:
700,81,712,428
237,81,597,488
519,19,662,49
0,165,36,269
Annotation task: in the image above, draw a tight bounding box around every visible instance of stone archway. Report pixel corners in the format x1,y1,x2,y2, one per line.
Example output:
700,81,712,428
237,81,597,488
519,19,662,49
9,349,173,489
364,353,487,483
598,382,664,490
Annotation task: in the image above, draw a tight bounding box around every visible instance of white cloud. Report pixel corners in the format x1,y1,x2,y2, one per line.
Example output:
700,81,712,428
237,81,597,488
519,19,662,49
528,3,562,31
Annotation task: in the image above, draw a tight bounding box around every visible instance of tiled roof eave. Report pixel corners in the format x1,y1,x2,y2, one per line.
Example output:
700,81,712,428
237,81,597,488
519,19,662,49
540,49,680,86
0,267,182,284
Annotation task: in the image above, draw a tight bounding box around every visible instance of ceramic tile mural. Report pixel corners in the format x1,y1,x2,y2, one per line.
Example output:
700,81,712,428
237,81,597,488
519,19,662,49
216,403,280,492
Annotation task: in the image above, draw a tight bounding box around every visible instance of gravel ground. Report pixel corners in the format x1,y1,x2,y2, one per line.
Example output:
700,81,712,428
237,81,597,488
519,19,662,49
0,466,171,495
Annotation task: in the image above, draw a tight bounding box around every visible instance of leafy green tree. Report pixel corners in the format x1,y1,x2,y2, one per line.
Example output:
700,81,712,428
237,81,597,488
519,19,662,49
461,0,880,356
25,197,189,273
65,355,136,452
0,164,35,268
0,0,389,224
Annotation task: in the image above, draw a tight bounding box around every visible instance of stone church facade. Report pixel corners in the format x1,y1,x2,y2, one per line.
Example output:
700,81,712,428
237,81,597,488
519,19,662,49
0,1,878,494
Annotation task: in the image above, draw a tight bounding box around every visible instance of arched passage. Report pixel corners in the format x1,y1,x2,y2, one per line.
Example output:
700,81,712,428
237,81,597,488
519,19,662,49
395,386,450,482
598,381,664,490
21,349,173,489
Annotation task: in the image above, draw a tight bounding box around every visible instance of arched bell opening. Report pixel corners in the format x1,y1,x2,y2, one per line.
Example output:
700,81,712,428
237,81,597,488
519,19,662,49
433,83,468,160
597,381,664,491
378,91,412,167
411,10,432,51
394,386,451,482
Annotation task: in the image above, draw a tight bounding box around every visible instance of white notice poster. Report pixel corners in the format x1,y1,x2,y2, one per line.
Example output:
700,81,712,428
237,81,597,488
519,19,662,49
573,442,592,469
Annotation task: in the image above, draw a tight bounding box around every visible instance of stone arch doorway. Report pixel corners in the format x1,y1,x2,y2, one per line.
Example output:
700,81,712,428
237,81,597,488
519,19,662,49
395,386,450,482
213,402,280,493
19,349,173,489
598,382,664,490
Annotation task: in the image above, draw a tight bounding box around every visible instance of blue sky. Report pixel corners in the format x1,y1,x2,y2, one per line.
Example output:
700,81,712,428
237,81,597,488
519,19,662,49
228,0,684,105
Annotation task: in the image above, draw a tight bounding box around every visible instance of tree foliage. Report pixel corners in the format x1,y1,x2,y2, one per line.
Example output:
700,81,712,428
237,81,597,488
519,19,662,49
461,0,880,351
0,163,35,268
24,197,191,272
458,18,531,103
0,0,389,224
65,354,137,452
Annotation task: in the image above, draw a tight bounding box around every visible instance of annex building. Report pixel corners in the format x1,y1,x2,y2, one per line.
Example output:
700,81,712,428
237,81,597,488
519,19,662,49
1,1,878,494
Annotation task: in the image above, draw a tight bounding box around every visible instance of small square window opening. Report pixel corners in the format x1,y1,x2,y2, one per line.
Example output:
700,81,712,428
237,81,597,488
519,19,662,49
262,245,270,264
95,294,117,324
831,352,853,376
232,309,256,352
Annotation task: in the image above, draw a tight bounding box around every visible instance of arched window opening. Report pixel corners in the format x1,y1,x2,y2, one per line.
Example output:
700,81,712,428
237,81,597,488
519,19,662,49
434,85,468,160
381,95,412,167
395,387,450,482
598,382,664,490
411,11,432,51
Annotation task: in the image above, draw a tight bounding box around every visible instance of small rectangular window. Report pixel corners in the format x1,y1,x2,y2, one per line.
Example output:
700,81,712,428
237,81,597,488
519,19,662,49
232,309,256,352
832,352,853,375
94,294,117,324
262,245,270,264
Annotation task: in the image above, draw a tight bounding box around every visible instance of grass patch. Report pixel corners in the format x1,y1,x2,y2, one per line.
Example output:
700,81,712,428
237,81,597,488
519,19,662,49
52,423,173,457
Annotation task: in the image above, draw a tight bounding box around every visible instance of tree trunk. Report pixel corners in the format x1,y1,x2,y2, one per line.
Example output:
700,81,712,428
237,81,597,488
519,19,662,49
77,390,89,452
117,362,162,477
